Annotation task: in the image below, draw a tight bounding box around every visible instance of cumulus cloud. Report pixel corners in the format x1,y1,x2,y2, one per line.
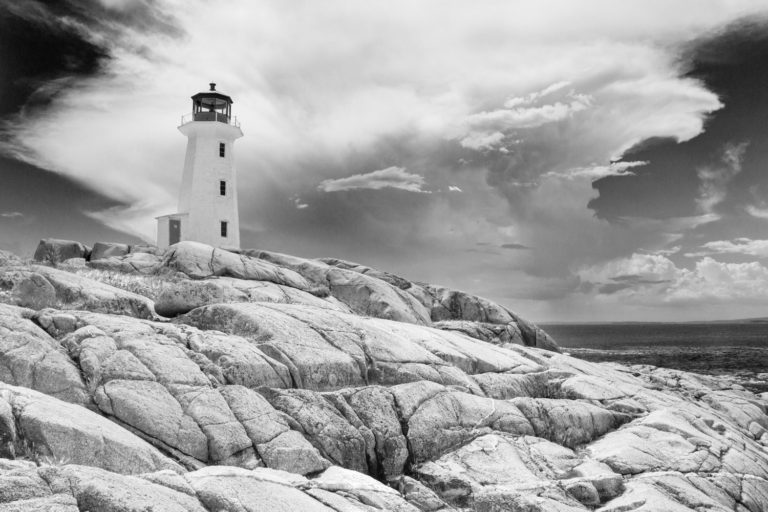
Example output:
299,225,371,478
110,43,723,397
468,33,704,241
318,166,429,193
448,185,462,192
696,141,749,213
579,252,768,305
458,91,593,150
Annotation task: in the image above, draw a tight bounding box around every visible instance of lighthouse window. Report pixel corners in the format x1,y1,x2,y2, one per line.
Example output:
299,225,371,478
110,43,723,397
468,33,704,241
219,180,226,196
220,221,228,238
219,143,226,157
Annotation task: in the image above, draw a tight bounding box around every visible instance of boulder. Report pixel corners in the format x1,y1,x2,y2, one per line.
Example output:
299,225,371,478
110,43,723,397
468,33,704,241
245,250,433,325
94,379,209,462
1,383,182,474
162,241,310,290
221,385,329,475
29,266,155,319
88,252,162,274
89,242,130,261
155,277,348,317
10,272,56,310
260,388,370,473
32,239,90,265
0,305,88,405
155,279,249,316
48,465,207,512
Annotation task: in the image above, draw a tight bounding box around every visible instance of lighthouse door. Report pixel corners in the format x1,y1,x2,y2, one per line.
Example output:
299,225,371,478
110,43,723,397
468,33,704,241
169,219,181,245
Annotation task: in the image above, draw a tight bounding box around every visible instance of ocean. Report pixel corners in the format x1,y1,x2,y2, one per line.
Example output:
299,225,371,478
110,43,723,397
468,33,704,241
540,321,768,393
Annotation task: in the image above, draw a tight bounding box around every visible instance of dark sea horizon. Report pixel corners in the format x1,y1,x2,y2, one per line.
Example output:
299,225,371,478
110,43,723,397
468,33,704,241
540,321,768,393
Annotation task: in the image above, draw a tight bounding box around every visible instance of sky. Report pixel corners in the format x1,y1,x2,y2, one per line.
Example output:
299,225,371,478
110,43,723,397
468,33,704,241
2,1,768,322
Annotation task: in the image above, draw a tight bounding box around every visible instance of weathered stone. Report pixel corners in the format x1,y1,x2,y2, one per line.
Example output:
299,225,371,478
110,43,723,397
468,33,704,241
29,266,155,319
0,306,88,405
343,386,408,480
88,252,162,274
510,398,631,448
186,466,334,512
398,386,534,463
0,494,79,512
155,279,249,316
10,273,56,309
4,383,181,474
162,241,310,289
90,242,130,261
94,379,208,462
58,465,207,512
33,239,90,265
261,388,370,473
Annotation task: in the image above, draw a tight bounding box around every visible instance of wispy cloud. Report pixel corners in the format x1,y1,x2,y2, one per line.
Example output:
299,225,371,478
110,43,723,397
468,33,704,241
318,166,429,193
545,160,648,180
685,238,768,258
0,212,23,219
696,141,749,213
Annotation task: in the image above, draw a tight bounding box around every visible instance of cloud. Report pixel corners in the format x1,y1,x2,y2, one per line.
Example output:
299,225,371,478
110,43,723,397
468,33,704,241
289,195,309,209
0,212,23,219
579,252,768,305
500,243,530,250
545,160,648,180
458,89,593,150
686,238,768,258
318,166,429,193
448,185,462,192
640,246,681,256
696,141,749,213
746,205,768,219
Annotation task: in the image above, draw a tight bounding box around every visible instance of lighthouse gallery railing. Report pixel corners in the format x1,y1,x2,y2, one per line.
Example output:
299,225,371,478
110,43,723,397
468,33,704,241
180,112,240,128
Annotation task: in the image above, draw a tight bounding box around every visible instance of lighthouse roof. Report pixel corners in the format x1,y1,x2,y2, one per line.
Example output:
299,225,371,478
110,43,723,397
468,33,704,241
191,83,233,105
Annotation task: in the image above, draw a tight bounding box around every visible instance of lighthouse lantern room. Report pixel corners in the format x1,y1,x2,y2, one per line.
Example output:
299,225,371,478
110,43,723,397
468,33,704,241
156,83,244,250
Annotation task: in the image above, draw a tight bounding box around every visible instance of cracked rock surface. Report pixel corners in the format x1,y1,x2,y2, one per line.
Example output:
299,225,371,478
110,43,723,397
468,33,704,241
0,240,766,510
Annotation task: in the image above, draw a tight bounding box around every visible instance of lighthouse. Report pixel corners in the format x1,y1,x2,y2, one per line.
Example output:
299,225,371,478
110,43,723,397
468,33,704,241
156,83,244,250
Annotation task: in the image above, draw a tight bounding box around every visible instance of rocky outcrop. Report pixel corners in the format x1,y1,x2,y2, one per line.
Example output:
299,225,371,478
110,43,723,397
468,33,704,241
1,239,768,511
0,463,419,511
154,276,350,317
33,239,90,265
0,383,181,474
162,242,310,289
89,242,131,261
0,266,155,319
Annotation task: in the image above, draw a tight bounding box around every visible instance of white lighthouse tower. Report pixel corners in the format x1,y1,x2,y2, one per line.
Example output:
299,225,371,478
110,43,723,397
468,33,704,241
156,83,244,250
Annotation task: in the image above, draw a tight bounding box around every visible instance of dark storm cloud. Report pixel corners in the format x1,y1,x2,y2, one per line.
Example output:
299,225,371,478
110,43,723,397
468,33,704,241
0,0,184,253
589,16,768,223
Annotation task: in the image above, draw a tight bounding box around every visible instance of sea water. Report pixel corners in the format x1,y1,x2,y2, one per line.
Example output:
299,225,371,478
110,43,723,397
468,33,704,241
540,321,768,392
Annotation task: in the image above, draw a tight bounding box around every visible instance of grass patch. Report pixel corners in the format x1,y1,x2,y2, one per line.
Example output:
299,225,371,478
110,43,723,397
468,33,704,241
72,268,180,301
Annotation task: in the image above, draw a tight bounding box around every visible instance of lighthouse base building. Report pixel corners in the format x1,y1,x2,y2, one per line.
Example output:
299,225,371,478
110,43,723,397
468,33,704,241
157,83,244,250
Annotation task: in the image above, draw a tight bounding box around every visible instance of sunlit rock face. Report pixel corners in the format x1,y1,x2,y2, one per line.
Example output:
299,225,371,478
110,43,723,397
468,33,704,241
0,239,767,511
